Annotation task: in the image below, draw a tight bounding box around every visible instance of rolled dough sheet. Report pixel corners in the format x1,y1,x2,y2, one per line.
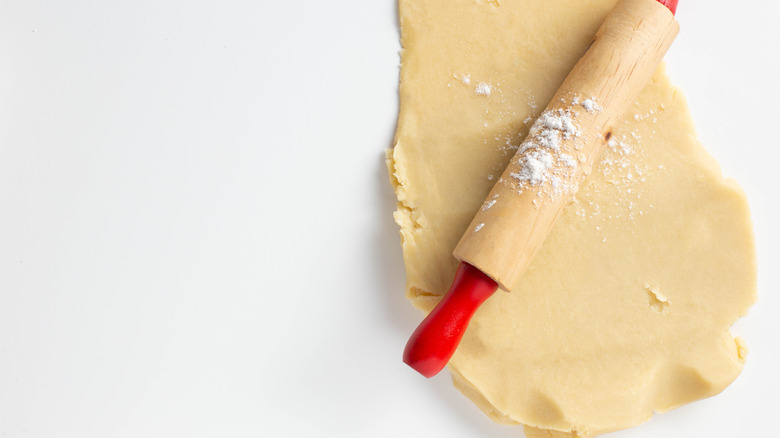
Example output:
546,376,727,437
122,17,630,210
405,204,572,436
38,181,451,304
388,0,757,436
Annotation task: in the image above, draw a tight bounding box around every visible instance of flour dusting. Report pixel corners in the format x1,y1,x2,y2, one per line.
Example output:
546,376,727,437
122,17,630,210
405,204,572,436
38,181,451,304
581,97,600,113
507,96,600,197
475,82,493,96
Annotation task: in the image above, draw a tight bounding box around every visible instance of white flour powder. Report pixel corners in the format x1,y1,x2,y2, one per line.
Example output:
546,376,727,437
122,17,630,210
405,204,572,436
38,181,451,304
508,97,600,195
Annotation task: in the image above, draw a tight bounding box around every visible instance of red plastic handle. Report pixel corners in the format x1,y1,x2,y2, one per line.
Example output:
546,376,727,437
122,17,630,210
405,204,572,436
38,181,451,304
403,262,498,377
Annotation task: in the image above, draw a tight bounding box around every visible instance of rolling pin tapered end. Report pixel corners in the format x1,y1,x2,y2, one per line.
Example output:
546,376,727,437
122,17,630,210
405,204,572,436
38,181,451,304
403,262,498,378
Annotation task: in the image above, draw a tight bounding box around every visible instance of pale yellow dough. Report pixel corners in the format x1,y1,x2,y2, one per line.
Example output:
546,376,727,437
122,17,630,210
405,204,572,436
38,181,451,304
388,0,757,436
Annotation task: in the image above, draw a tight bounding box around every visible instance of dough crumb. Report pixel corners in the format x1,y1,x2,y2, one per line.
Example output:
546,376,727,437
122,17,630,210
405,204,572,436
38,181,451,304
735,336,749,360
645,283,670,312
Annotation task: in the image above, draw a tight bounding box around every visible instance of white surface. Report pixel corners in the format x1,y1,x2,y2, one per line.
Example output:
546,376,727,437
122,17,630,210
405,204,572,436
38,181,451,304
0,0,777,436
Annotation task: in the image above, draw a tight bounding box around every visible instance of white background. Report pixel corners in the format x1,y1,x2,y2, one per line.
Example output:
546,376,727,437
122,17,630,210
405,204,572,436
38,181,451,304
0,0,777,436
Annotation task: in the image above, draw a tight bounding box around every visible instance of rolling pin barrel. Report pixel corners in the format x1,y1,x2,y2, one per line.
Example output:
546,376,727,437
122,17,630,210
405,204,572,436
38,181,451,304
453,0,679,291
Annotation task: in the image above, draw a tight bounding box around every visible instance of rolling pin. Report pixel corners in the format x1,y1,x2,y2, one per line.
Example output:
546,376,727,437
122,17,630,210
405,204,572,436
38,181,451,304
404,0,680,378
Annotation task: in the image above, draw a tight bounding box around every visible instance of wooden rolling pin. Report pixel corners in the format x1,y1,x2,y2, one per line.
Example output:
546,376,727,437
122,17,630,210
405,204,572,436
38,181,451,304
404,0,680,378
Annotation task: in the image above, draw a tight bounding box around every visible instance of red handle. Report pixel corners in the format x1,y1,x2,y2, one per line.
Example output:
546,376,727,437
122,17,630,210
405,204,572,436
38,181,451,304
403,262,498,377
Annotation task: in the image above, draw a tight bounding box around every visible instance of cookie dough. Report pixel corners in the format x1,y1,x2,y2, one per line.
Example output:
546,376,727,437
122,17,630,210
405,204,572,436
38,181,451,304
388,0,757,436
